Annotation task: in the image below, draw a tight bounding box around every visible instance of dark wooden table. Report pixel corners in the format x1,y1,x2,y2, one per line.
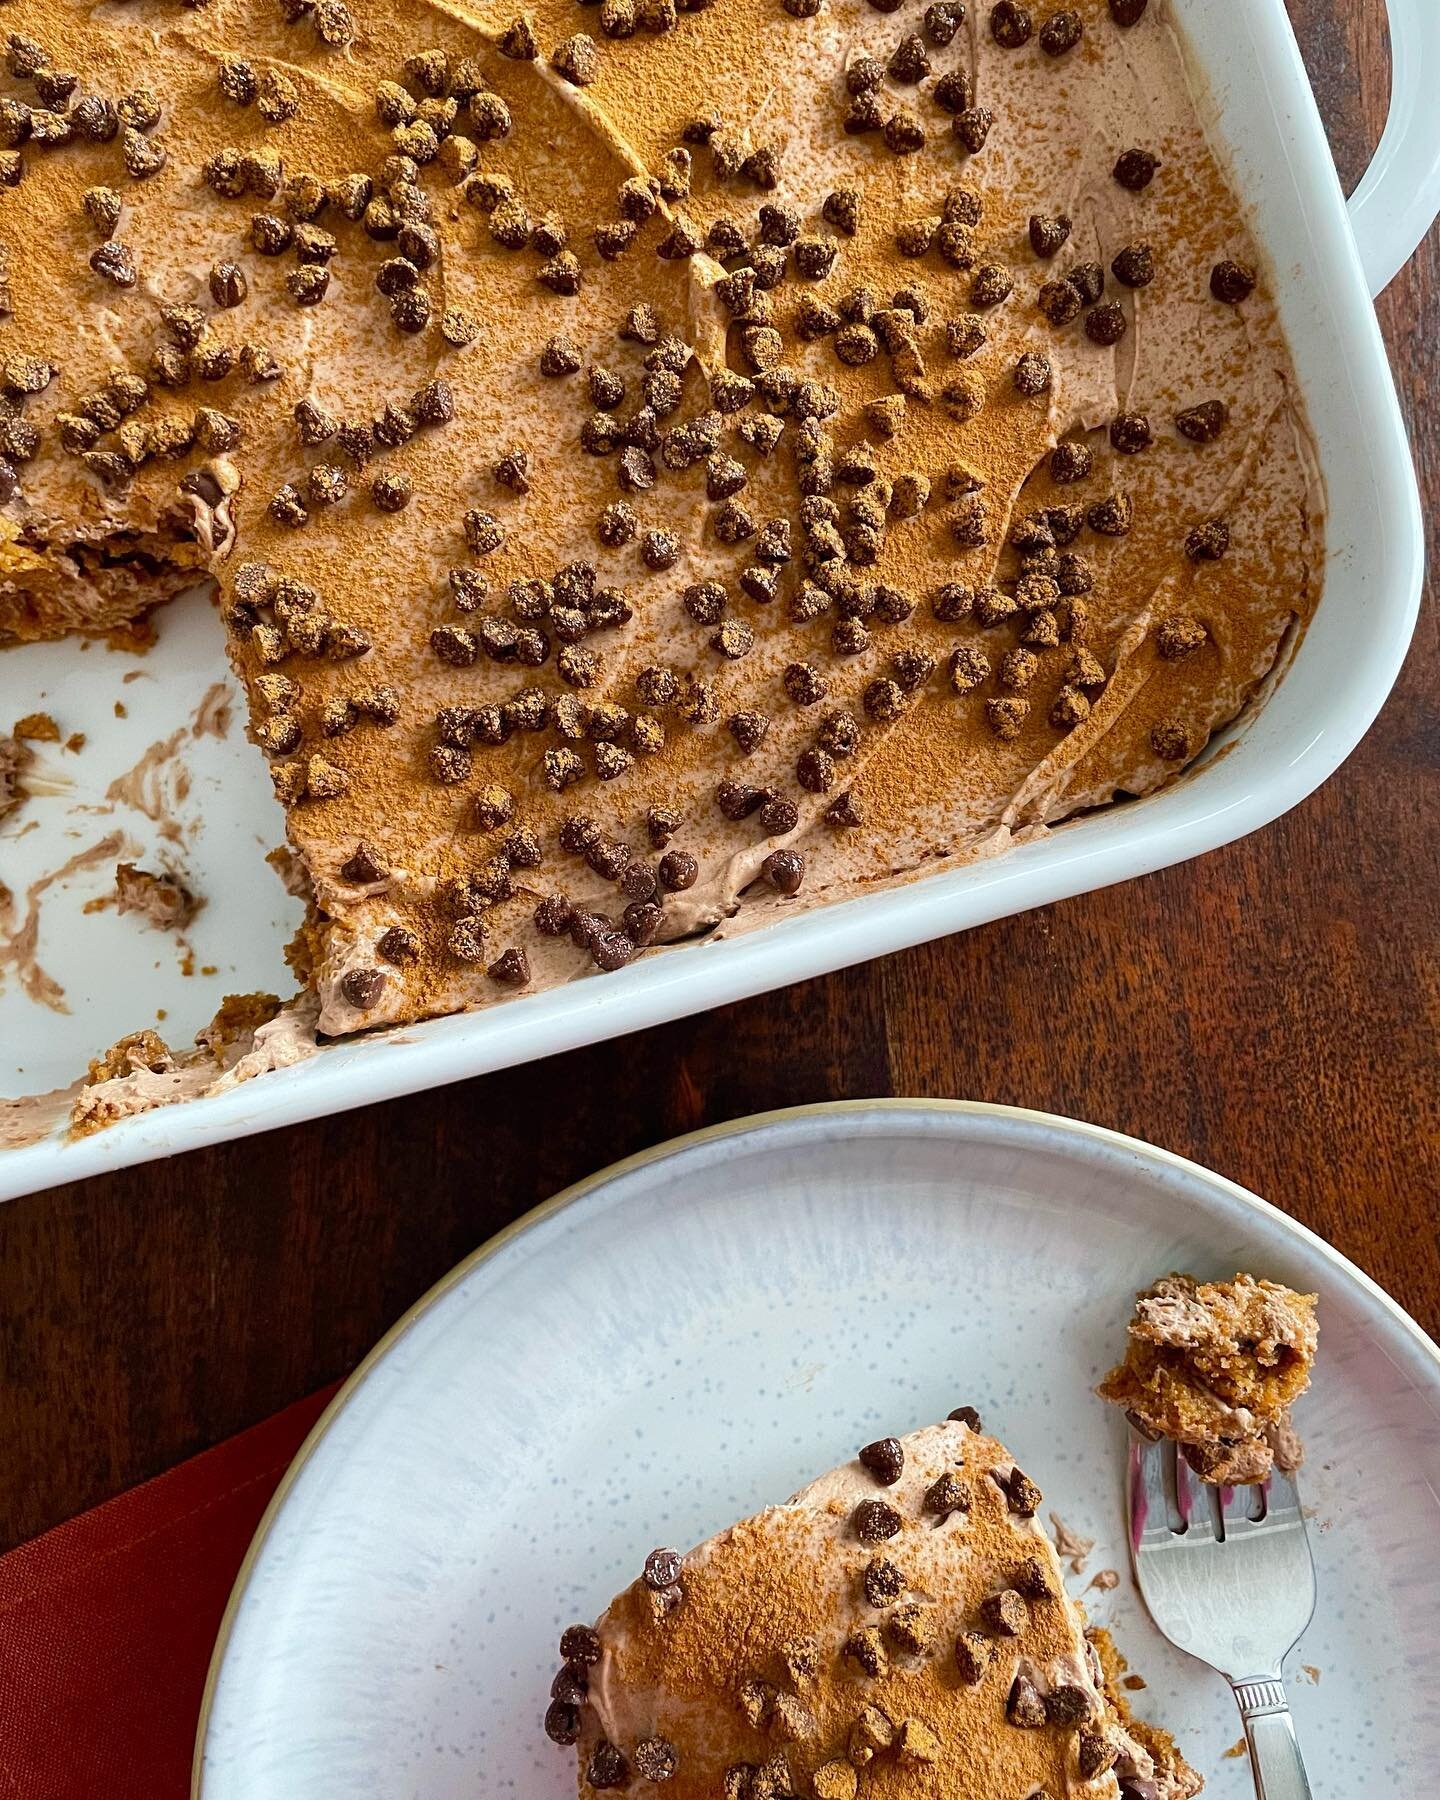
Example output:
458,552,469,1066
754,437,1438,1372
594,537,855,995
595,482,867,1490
1,0,1435,1554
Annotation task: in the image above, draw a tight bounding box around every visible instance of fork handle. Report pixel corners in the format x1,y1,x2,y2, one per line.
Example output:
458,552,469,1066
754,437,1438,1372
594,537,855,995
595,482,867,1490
1231,1678,1314,1800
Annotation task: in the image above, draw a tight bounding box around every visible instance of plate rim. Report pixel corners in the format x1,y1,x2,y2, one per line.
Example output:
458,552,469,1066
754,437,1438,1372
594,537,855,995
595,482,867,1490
190,1097,1440,1797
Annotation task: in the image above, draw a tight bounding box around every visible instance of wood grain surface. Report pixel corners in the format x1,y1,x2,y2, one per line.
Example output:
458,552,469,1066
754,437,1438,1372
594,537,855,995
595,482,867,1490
1,0,1435,1553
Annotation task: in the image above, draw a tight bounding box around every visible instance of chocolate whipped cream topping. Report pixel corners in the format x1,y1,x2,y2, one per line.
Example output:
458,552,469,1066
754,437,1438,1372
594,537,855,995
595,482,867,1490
0,0,1322,1044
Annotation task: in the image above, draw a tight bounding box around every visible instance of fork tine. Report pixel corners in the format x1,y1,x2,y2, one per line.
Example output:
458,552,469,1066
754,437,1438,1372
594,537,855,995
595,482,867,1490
1173,1451,1194,1527
1127,1436,1173,1549
1264,1463,1305,1518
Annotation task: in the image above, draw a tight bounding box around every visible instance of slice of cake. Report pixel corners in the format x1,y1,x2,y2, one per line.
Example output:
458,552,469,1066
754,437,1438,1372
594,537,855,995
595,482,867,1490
1098,1274,1318,1483
544,1413,1201,1798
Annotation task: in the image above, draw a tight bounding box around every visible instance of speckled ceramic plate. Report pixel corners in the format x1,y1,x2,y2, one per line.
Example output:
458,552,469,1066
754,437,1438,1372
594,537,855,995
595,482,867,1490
195,1102,1440,1799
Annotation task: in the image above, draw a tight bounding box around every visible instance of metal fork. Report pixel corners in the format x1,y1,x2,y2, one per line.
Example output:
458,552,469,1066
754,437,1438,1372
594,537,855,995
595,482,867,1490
1126,1438,1316,1800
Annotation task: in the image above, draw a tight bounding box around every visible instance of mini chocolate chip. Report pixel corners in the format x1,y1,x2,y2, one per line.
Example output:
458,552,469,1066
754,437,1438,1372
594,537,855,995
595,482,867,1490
209,260,247,307
823,186,861,235
854,1499,902,1542
844,1627,887,1676
1040,9,1083,53
1210,258,1257,303
970,262,1013,308
952,106,994,154
986,696,1029,739
587,1741,630,1789
560,1623,602,1664
544,1700,581,1744
924,1472,971,1515
535,895,576,937
1037,278,1083,326
783,661,827,707
634,1738,678,1783
372,471,413,512
954,1631,992,1684
1152,720,1191,760
289,264,331,307
1084,302,1127,346
1012,1555,1054,1601
341,967,387,1009
948,1405,982,1428
540,336,582,377
859,1438,904,1484
618,862,657,905
1186,517,1230,560
592,930,634,970
793,748,834,793
1046,1685,1093,1724
863,1554,904,1606
488,947,530,986
374,926,418,966
980,1588,1029,1636
1079,1731,1120,1780
1111,243,1155,288
990,1,1033,48
643,1547,683,1590
89,241,137,286
1050,440,1093,483
885,1602,935,1656
759,798,798,836
1114,147,1160,190
762,849,804,895
1110,411,1153,454
1087,492,1133,536
1055,262,1098,312
1013,352,1051,395
924,1,963,43
888,32,931,82
949,647,990,693
1029,212,1072,258
658,850,698,892
551,33,599,85
339,843,387,884
1008,1675,1049,1729
883,108,926,155
1004,1467,1043,1514
1176,399,1228,442
551,1662,589,1705
1109,0,1147,20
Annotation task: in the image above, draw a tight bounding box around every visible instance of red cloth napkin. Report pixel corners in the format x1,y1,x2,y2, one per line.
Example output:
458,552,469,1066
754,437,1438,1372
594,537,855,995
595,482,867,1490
0,1382,340,1800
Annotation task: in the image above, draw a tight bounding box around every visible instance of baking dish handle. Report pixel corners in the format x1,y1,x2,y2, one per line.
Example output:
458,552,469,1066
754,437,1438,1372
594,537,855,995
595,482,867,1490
1348,0,1440,295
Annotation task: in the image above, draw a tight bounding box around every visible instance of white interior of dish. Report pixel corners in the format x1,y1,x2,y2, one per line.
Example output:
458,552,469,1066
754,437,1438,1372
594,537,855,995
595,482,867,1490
0,0,1422,1194
196,1106,1440,1799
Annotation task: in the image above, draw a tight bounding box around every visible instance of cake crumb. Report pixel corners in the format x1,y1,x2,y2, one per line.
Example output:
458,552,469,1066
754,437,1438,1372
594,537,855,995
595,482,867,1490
1099,1273,1318,1482
115,862,201,932
0,734,33,825
13,712,60,743
86,1029,174,1085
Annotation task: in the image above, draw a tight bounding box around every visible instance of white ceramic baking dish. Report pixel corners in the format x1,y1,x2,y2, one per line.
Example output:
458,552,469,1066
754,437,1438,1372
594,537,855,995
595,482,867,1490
1,0,1435,1201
